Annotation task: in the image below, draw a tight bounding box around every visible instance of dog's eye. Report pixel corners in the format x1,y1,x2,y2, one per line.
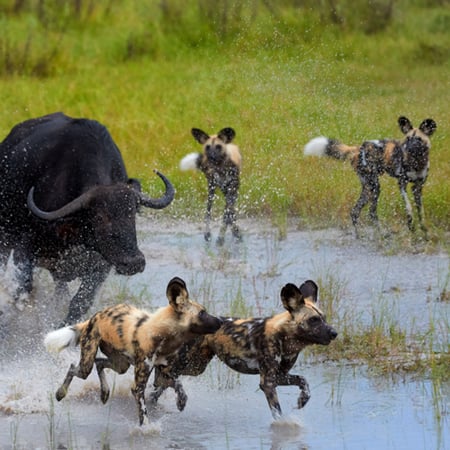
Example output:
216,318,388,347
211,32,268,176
198,310,206,319
215,145,222,151
308,316,321,325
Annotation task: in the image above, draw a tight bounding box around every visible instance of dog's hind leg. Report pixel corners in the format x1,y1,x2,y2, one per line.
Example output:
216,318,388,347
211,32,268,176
351,175,380,236
55,338,99,401
276,373,311,409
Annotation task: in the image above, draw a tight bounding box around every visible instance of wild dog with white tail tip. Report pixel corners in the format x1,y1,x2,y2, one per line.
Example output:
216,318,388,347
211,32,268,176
44,277,222,425
180,127,242,245
304,116,437,236
148,280,337,420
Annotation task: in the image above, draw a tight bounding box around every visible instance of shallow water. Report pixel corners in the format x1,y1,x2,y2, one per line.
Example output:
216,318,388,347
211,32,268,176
0,218,449,449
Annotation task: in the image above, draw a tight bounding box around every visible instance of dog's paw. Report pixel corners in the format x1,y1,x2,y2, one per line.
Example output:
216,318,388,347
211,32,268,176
297,390,310,409
100,387,110,404
176,391,188,411
55,387,67,402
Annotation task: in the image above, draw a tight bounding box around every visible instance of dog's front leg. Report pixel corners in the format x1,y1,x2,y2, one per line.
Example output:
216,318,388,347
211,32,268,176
95,355,131,404
412,179,427,236
259,371,282,420
276,373,311,409
218,185,241,246
204,182,216,242
132,358,152,425
398,178,414,231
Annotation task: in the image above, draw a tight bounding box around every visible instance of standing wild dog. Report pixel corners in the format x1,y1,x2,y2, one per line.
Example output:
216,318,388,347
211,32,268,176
304,116,437,236
44,277,222,425
180,127,242,245
148,280,337,420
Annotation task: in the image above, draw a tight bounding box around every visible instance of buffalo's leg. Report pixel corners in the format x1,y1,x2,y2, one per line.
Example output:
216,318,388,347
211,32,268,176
62,269,109,325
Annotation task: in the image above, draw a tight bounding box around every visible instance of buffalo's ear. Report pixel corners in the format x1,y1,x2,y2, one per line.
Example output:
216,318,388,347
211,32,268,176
419,119,437,136
217,127,235,143
128,178,142,192
299,280,318,303
280,283,304,314
192,128,210,144
166,277,189,310
398,116,413,134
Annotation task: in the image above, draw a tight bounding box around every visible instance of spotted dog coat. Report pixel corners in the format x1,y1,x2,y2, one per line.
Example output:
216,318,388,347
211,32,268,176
149,280,337,420
304,116,437,235
180,127,242,245
44,277,222,425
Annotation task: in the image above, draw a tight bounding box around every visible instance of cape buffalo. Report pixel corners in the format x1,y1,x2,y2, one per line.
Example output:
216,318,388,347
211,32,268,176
0,112,174,325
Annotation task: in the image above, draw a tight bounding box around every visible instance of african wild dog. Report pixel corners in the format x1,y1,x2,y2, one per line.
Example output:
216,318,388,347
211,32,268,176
148,280,337,420
44,277,222,425
304,116,437,236
180,127,242,245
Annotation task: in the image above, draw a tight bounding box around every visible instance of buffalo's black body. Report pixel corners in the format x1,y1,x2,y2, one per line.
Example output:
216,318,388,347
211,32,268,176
0,112,174,324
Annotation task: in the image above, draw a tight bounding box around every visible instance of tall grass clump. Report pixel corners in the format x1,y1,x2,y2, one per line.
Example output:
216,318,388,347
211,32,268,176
0,0,448,234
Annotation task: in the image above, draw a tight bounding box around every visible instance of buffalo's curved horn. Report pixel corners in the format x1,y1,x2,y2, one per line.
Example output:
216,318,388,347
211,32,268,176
138,170,175,209
27,187,96,220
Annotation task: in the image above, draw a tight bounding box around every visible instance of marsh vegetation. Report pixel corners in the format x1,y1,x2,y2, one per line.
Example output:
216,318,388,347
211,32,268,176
0,1,449,448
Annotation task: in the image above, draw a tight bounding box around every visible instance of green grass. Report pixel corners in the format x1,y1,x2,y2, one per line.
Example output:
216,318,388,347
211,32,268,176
0,0,449,235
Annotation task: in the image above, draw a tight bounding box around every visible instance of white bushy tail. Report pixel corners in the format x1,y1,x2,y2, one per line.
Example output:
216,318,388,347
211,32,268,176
44,327,79,353
303,136,329,157
180,152,200,171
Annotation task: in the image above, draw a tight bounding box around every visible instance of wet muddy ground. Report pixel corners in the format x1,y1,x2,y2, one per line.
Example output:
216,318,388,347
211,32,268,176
0,217,449,449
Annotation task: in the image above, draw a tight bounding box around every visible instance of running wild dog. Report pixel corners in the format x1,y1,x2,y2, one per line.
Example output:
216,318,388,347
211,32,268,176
180,127,242,245
44,277,222,425
304,116,437,236
148,280,337,420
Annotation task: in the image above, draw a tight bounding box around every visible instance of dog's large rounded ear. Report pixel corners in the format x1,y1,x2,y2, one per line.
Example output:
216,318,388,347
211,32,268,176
299,280,318,303
167,277,189,309
192,128,210,144
218,127,236,143
281,283,304,314
419,119,437,136
398,116,413,134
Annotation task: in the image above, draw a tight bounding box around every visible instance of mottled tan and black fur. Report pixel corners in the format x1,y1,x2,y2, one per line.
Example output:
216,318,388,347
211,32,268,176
304,116,437,236
180,127,242,245
44,277,222,425
149,280,337,420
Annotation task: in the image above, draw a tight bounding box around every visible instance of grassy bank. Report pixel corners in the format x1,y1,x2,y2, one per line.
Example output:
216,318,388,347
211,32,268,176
1,0,449,234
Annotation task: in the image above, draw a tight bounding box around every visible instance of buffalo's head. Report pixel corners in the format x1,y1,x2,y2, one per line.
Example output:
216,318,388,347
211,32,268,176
27,171,174,276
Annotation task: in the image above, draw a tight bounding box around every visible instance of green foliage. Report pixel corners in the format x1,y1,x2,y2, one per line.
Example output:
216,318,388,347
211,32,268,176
0,0,448,234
